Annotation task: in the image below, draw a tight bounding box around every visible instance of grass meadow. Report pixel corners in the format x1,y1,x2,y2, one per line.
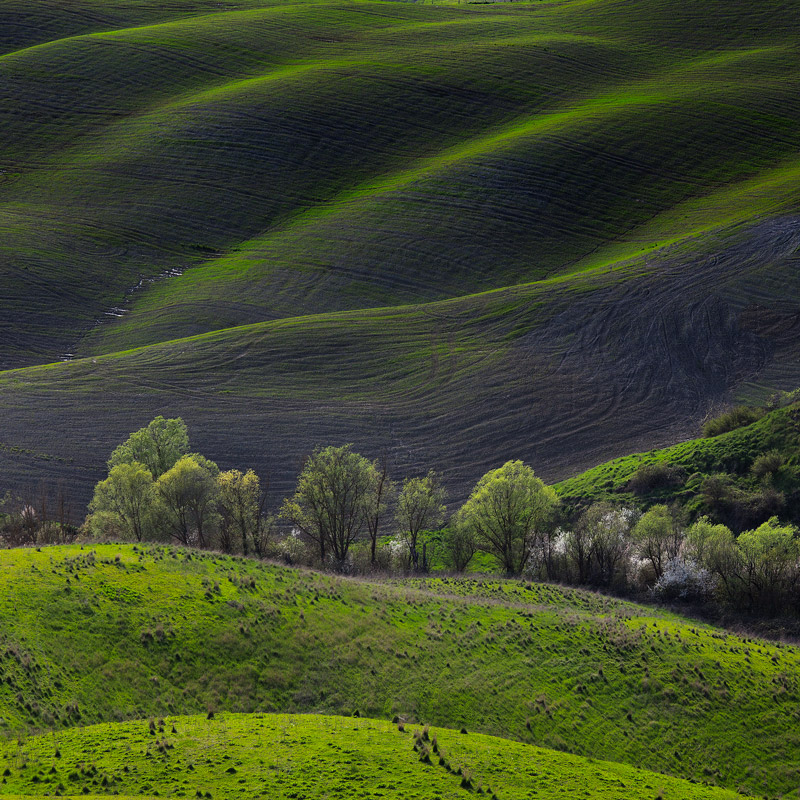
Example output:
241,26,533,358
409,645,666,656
0,545,798,797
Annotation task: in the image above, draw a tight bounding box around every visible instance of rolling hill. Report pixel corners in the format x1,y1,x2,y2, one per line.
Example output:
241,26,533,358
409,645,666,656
0,544,798,797
0,713,752,800
3,3,800,798
2,0,800,507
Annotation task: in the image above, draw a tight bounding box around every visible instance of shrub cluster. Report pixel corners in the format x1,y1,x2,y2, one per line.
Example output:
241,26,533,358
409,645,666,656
533,505,800,615
627,463,686,496
702,406,765,438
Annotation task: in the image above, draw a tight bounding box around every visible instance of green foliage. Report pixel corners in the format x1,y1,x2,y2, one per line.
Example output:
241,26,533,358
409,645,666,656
89,462,154,542
628,462,685,496
458,461,558,576
751,450,785,484
108,417,189,479
279,445,379,565
703,406,765,438
153,454,220,548
217,468,266,557
87,419,273,554
442,523,478,573
736,518,800,611
684,517,736,567
396,470,447,572
631,505,684,580
683,516,800,612
83,509,128,542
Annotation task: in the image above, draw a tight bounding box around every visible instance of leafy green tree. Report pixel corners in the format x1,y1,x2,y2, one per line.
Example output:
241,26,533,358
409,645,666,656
684,517,740,601
155,454,220,548
217,469,265,556
631,504,683,581
458,460,558,576
89,461,154,542
442,519,477,573
736,517,800,611
396,471,447,571
84,509,128,541
684,517,732,565
280,445,378,566
109,416,189,478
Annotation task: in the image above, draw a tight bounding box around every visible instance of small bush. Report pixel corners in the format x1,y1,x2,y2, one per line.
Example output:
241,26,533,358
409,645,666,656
703,406,764,438
653,558,716,603
751,451,784,483
628,463,685,496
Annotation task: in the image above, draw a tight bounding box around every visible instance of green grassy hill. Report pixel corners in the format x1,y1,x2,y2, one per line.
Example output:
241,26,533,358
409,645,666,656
2,0,800,506
0,713,750,800
0,544,798,797
555,400,800,527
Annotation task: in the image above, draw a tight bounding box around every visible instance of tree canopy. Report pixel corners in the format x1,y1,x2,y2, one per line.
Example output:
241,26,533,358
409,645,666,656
280,444,379,566
108,416,189,478
458,460,558,576
396,470,447,571
89,461,154,542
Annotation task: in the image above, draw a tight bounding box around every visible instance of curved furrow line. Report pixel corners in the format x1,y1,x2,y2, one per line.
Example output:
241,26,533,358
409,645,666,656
0,3,322,65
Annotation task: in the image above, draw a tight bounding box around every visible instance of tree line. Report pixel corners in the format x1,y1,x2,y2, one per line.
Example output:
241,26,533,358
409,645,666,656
548,503,800,615
79,417,559,576
4,416,800,616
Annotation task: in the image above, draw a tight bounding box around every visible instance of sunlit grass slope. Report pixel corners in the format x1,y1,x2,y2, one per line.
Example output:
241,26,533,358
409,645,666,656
2,0,800,363
556,401,800,510
1,544,799,796
0,713,751,800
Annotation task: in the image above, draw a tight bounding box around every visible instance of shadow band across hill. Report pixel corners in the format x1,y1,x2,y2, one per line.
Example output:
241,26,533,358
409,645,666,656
2,215,800,508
